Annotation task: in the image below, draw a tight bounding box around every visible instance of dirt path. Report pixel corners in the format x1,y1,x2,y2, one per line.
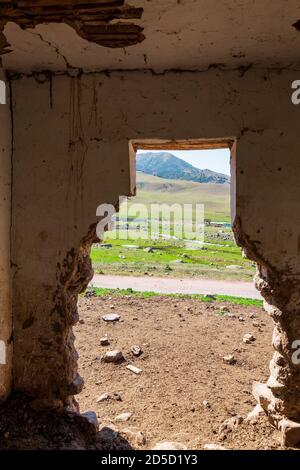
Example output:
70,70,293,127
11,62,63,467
92,274,261,299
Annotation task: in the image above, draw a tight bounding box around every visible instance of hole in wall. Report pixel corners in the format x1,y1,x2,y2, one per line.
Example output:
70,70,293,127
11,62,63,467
73,138,267,449
292,20,300,31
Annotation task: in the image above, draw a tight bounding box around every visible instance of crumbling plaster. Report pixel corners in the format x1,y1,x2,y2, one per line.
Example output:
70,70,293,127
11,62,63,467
0,69,12,401
2,0,300,73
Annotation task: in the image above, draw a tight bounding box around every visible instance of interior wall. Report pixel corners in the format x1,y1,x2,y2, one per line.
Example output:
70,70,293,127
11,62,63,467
10,68,299,402
0,68,12,400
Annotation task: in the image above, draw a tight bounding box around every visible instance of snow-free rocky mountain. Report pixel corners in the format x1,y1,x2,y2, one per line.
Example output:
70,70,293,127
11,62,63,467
136,152,230,184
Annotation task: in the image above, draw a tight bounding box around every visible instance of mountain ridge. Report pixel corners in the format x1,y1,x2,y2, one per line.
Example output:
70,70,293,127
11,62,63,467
136,152,230,184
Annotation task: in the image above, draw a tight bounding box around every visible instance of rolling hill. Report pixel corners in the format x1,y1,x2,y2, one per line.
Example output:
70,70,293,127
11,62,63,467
136,152,230,184
126,171,231,222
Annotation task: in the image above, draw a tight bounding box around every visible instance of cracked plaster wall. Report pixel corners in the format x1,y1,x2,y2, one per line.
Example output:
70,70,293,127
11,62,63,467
0,68,12,401
10,67,300,406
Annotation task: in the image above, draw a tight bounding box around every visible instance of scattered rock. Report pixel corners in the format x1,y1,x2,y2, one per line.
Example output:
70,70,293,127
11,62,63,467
152,441,187,450
112,393,122,402
238,316,245,322
252,321,260,327
219,415,243,436
131,345,143,357
245,404,265,424
102,313,120,322
252,381,273,410
202,400,211,408
144,247,154,253
81,411,99,432
204,443,228,450
243,333,256,344
115,412,132,422
249,313,256,319
223,354,236,365
204,294,216,300
110,305,115,309
101,350,124,363
126,364,142,375
78,319,85,324
220,306,230,313
279,418,300,447
227,313,236,319
96,392,122,403
96,393,110,402
100,336,110,346
122,429,146,446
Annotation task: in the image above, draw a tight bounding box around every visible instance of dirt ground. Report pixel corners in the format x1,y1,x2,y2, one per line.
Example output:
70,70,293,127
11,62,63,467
75,294,284,450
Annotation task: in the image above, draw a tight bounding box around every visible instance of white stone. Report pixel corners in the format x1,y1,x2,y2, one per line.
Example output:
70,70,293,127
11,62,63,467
102,313,120,322
115,412,132,422
131,345,142,357
126,364,142,374
245,404,265,423
152,441,187,450
219,415,243,434
100,336,110,346
102,350,124,363
220,306,230,313
252,381,273,410
243,333,256,344
96,393,110,402
223,354,236,365
204,443,228,450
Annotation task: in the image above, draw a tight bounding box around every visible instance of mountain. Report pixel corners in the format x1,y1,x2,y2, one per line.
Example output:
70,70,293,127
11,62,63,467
136,152,230,184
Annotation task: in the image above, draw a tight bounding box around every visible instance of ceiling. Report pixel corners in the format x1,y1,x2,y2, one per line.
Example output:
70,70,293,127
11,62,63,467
1,0,300,73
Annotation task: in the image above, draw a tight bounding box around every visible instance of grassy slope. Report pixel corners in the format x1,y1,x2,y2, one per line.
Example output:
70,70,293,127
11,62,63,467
91,171,256,281
125,171,231,223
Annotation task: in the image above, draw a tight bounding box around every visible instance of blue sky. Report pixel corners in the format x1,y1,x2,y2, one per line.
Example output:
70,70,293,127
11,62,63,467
137,148,231,176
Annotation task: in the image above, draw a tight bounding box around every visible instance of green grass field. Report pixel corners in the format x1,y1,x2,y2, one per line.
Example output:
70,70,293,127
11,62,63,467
84,286,262,308
91,172,256,281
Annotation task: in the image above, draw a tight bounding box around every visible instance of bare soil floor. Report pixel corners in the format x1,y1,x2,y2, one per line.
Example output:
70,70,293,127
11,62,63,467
75,294,284,450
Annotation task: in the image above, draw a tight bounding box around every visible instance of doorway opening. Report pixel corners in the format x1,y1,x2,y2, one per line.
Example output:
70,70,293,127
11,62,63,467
75,139,269,450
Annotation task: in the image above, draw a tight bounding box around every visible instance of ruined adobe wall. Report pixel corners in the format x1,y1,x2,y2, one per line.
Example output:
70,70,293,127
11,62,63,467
0,68,12,400
10,68,299,405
